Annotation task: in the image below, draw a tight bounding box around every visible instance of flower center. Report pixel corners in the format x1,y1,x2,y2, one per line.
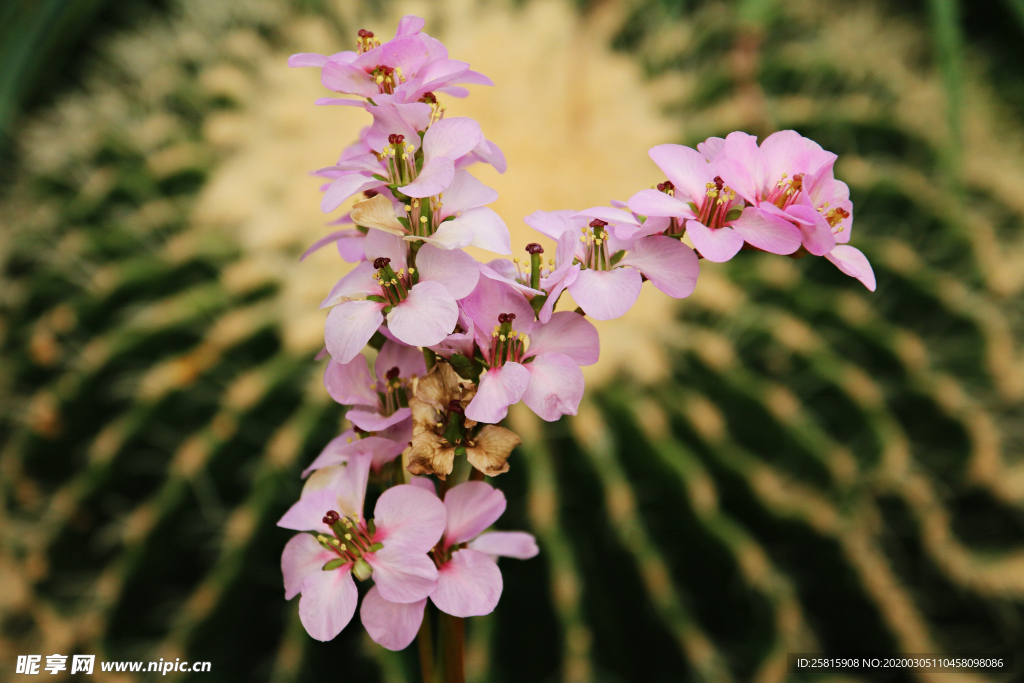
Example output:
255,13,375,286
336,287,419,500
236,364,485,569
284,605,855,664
317,509,382,578
379,366,413,416
696,176,737,229
489,313,528,366
578,219,611,270
356,29,380,53
373,257,416,306
766,173,804,209
818,202,850,236
382,135,416,185
371,65,403,94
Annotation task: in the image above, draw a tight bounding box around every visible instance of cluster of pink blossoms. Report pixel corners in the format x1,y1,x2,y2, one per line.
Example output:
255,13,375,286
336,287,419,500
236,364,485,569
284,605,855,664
280,15,874,654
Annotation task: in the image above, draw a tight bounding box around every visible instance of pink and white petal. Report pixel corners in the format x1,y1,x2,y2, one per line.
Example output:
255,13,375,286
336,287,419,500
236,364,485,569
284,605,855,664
399,156,455,198
288,53,329,68
324,153,384,175
315,97,368,107
538,260,579,324
416,244,480,298
298,567,358,641
282,533,338,600
572,206,640,230
301,431,357,478
478,262,543,297
697,136,725,161
347,407,411,432
322,174,378,213
408,476,437,494
299,454,372,521
627,189,696,219
454,207,512,255
375,418,413,452
685,221,744,263
619,236,700,299
526,312,599,366
422,117,483,161
522,352,585,422
415,220,474,251
320,261,379,308
470,138,507,173
648,144,710,202
363,223,408,263
361,586,426,651
373,483,448,550
321,62,378,98
277,486,342,534
386,281,459,348
395,14,425,36
439,169,498,215
758,130,813,185
523,209,583,240
712,157,760,206
462,275,535,336
325,300,384,364
786,204,836,256
323,356,376,406
376,339,427,380
365,103,431,152
435,85,469,97
443,481,507,548
301,229,357,262
431,550,502,617
336,231,367,263
467,531,539,560
825,245,876,292
465,363,530,423
728,207,802,255
568,268,642,320
367,541,439,603
722,131,768,197
627,215,672,240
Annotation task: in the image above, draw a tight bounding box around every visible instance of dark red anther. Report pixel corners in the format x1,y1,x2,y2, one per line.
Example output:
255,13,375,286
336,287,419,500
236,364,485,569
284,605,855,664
373,257,391,269
385,366,400,380
713,176,724,191
323,510,340,525
506,313,516,321
589,219,608,228
387,133,406,145
420,92,437,104
363,189,379,198
497,313,508,324
657,180,675,193
358,29,374,38
447,400,464,415
378,65,394,76
526,243,544,254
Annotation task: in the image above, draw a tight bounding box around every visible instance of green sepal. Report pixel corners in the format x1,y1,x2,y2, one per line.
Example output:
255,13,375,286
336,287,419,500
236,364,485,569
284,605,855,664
530,294,548,317
397,216,411,230
368,542,384,553
366,519,376,536
372,174,387,181
454,444,467,456
323,558,346,571
416,156,424,172
724,206,743,222
450,353,482,383
442,215,456,223
356,225,369,235
353,558,373,581
687,201,699,213
610,250,626,266
367,98,377,106
366,295,387,304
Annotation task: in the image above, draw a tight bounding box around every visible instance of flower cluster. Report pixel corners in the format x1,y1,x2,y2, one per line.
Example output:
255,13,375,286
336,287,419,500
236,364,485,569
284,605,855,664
281,14,874,657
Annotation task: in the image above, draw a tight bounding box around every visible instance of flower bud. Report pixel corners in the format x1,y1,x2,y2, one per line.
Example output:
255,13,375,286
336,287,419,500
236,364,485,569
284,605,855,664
352,558,373,581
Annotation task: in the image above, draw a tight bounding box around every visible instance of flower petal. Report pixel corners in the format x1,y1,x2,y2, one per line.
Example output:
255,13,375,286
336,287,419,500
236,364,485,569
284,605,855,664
522,352,584,421
366,103,431,152
648,144,710,203
395,14,425,36
450,207,511,255
325,300,384,364
373,483,448,551
351,194,407,235
526,312,599,366
722,131,768,200
414,244,479,299
289,52,330,68
321,61,377,98
387,280,459,348
399,156,456,198
322,174,379,213
825,245,876,291
685,220,744,263
466,425,520,477
375,339,427,380
301,430,357,478
298,566,358,641
443,481,507,547
787,203,836,256
361,586,426,651
462,275,534,334
414,220,474,251
619,235,700,299
347,408,411,432
568,268,642,320
626,189,695,219
431,549,502,617
697,136,725,161
465,363,530,423
364,227,408,265
523,209,584,240
324,356,376,406
320,261,379,308
283,533,338,600
439,169,498,215
728,207,802,255
422,117,483,161
468,531,539,560
367,540,439,603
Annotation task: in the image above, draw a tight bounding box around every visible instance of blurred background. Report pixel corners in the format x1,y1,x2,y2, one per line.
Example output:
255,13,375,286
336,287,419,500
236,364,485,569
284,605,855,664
2,0,1024,680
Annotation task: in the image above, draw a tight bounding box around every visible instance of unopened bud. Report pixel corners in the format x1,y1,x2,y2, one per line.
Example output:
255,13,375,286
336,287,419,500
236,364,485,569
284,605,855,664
353,558,373,581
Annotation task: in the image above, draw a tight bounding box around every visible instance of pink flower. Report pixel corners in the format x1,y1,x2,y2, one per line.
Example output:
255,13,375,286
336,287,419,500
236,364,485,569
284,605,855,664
460,276,600,423
361,481,538,651
323,338,425,430
627,142,804,261
321,232,479,363
524,209,700,321
279,456,447,642
301,431,405,478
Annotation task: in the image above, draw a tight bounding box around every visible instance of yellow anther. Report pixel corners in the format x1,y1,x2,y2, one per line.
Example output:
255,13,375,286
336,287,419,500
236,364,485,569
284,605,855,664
406,144,414,153
405,205,412,212
419,216,428,223
390,278,398,285
513,256,520,263
376,75,384,84
500,335,506,341
579,236,586,243
408,268,415,274
436,422,443,429
346,438,353,443
339,544,347,551
317,535,327,543
344,534,352,540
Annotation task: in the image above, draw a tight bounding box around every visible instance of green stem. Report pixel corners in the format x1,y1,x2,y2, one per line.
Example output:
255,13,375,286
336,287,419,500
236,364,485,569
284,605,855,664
423,348,436,370
418,610,435,683
440,612,465,683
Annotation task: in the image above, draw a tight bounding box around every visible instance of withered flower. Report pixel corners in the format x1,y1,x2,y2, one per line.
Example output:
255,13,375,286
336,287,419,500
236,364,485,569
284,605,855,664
406,362,521,479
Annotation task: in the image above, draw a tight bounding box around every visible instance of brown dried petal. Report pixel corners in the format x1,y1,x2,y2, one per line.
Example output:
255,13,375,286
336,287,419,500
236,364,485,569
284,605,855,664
406,431,455,480
350,194,406,234
465,424,521,477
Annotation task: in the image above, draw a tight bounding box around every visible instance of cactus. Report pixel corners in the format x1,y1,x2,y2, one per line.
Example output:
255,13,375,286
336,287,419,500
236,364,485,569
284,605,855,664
2,0,1024,681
